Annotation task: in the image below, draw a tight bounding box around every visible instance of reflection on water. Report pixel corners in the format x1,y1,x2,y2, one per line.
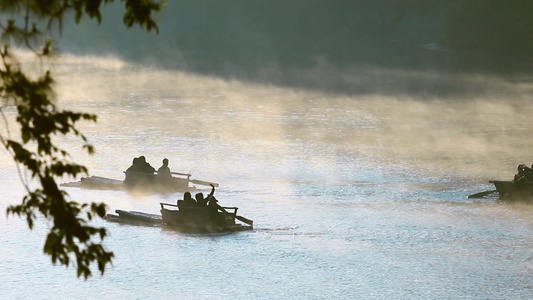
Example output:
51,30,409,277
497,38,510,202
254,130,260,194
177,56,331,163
1,56,532,299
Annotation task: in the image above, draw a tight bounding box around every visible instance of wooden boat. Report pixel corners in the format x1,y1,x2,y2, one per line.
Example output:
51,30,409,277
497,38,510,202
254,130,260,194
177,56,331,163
488,180,515,197
489,180,533,200
80,176,124,189
105,210,163,226
61,171,218,194
469,164,533,202
469,180,533,202
159,203,253,233
106,203,253,233
123,171,194,192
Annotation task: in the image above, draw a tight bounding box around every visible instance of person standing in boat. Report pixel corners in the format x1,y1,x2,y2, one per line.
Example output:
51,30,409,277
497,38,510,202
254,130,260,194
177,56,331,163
157,158,172,177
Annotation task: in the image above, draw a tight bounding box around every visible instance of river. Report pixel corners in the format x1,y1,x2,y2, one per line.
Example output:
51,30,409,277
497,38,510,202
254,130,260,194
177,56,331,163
1,56,532,299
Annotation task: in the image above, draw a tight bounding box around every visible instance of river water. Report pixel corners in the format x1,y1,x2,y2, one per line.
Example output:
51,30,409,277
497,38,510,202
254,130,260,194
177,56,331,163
1,56,532,299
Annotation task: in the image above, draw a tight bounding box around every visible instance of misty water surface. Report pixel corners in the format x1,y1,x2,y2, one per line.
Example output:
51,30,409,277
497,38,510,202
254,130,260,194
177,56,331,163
0,55,532,299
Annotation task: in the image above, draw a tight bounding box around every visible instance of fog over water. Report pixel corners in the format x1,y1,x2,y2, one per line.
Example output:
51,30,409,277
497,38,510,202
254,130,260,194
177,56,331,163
1,2,533,299
1,53,531,299
54,54,533,181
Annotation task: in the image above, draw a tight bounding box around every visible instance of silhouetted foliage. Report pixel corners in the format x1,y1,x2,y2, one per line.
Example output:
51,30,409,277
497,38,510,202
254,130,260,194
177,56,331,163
0,0,163,279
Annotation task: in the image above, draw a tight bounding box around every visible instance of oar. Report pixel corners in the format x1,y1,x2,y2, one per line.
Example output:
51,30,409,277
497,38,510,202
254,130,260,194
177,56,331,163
190,179,219,187
236,215,253,226
468,190,497,199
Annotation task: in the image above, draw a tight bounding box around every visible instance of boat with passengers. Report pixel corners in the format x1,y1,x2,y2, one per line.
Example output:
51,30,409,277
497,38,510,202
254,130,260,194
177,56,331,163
469,163,533,202
106,185,253,233
60,157,218,193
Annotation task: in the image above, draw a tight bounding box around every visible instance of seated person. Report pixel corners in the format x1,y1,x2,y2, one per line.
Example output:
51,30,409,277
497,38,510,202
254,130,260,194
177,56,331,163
207,195,232,226
514,165,528,184
203,184,216,202
124,156,156,185
137,156,155,174
195,193,208,206
157,158,172,177
524,164,533,181
124,157,141,185
125,157,140,173
206,185,229,215
177,192,197,210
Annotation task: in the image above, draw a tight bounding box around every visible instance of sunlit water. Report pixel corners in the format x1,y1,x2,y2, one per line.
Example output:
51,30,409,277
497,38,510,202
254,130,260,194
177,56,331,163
1,56,532,299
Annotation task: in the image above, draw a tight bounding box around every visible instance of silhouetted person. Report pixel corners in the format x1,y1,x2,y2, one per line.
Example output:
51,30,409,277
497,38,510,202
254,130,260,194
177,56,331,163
137,156,155,174
124,156,156,186
195,193,207,206
184,192,196,206
524,164,533,181
126,157,140,173
514,164,528,184
208,194,219,212
203,184,216,203
157,158,172,177
206,184,229,215
177,192,197,210
124,157,141,185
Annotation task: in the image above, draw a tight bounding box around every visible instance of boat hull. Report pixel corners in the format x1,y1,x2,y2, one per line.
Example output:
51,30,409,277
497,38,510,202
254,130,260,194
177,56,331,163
106,210,163,226
62,175,196,193
124,172,189,192
106,208,253,233
160,206,253,233
489,180,514,197
489,180,533,201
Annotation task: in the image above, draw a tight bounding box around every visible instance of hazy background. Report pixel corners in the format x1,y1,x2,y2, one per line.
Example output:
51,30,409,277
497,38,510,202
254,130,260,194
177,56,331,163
47,0,533,182
1,2,532,299
56,0,532,96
